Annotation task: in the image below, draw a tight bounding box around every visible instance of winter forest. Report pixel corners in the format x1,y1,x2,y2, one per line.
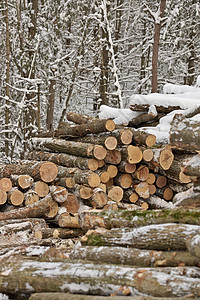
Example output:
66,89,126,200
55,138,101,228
0,0,200,161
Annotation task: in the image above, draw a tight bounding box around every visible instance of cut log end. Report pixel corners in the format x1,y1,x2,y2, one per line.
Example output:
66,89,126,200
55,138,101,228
105,137,117,150
94,145,107,160
18,175,34,189
0,178,12,192
105,149,121,165
127,145,143,164
159,149,174,170
8,189,24,206
105,119,115,131
143,149,154,162
0,190,7,205
80,186,93,199
108,186,124,202
34,181,49,197
65,177,76,189
107,165,118,178
121,130,133,145
146,134,156,147
88,173,101,188
39,162,58,183
88,159,99,171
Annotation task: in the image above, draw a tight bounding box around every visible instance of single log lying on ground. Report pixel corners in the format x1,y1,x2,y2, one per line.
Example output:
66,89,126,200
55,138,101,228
70,245,200,267
25,151,99,171
0,195,53,220
82,223,200,251
2,257,200,297
55,118,115,138
170,113,200,151
32,137,107,160
80,209,200,230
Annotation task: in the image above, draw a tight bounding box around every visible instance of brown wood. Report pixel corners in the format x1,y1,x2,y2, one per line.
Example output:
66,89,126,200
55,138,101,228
118,161,136,174
155,187,174,201
44,197,59,218
149,184,157,195
55,118,115,138
104,136,117,150
170,113,200,151
130,103,181,113
146,173,156,185
97,160,105,168
135,181,150,199
128,128,156,147
66,111,97,124
79,186,93,200
115,173,133,189
128,112,157,127
61,193,80,215
39,161,58,183
0,178,12,192
50,186,68,203
132,165,149,181
7,188,24,206
183,154,200,177
70,245,200,268
136,199,149,210
26,151,99,171
142,148,154,162
96,170,110,183
106,165,118,178
123,189,139,203
58,177,76,189
0,195,53,220
159,148,174,170
104,149,121,165
90,188,108,208
30,181,49,198
57,212,81,228
32,137,107,160
105,178,114,188
156,175,167,188
0,190,7,205
62,168,101,188
121,145,143,164
119,129,133,145
108,186,124,202
16,175,34,189
24,190,40,206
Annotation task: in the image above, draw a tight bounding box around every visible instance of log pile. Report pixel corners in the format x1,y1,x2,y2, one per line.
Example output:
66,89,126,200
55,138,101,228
0,110,200,299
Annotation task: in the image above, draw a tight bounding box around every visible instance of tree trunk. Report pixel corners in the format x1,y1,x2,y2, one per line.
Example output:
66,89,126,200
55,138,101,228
151,0,166,92
46,78,56,131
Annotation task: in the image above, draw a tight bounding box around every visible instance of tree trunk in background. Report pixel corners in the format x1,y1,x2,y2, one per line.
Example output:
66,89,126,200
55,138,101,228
151,0,166,93
5,0,10,156
46,79,56,131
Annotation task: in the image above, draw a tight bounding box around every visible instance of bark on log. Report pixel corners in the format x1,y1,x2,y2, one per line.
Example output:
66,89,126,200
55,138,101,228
34,227,83,239
62,168,101,188
11,174,34,190
24,190,40,206
0,161,58,182
173,187,200,208
183,154,200,177
66,111,97,124
56,212,81,228
123,189,139,203
55,118,115,138
25,151,99,171
155,187,174,201
0,195,53,220
1,258,200,298
130,103,181,113
61,193,80,215
170,114,200,151
49,186,68,204
128,128,156,147
187,234,200,259
70,245,200,268
145,196,175,210
82,223,200,251
80,208,200,230
32,138,107,160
